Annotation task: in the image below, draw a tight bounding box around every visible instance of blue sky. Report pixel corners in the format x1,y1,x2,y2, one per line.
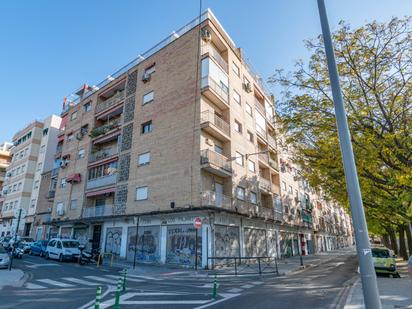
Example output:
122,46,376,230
0,0,410,142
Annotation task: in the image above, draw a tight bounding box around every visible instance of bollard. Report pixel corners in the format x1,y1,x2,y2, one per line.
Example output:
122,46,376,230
97,254,101,268
122,268,127,292
94,286,102,309
113,278,122,309
110,254,114,268
212,275,218,298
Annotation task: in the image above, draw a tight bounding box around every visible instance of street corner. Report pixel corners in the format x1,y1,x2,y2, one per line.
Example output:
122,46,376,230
0,268,26,289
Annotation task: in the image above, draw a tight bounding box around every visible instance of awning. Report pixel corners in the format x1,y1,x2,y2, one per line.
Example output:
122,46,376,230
66,173,81,183
86,187,115,197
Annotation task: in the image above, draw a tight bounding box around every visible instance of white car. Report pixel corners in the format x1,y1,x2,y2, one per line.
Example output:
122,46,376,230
45,238,80,262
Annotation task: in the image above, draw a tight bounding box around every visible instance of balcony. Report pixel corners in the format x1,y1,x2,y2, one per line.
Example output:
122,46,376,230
258,153,269,166
269,158,279,171
86,174,117,191
272,183,281,195
200,110,230,141
90,120,121,144
200,191,233,210
201,44,228,72
47,190,55,199
255,124,267,141
50,168,59,178
259,177,272,193
200,149,232,177
82,205,114,218
201,76,229,110
255,100,275,126
259,206,274,220
89,147,119,164
95,90,125,114
268,135,277,149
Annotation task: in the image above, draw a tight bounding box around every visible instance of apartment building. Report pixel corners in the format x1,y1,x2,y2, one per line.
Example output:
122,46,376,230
48,9,351,267
0,142,13,227
0,115,61,237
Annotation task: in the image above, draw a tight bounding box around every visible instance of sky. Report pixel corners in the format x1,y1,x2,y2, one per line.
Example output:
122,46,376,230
0,0,411,142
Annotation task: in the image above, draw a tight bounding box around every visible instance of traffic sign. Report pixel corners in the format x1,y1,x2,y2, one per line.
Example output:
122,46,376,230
194,217,202,229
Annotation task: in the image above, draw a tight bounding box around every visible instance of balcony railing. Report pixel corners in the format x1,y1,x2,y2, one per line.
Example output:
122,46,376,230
259,206,273,219
259,177,272,192
89,120,121,139
200,110,230,137
201,44,228,72
255,100,275,124
86,173,117,190
268,135,277,149
200,191,232,210
255,124,266,138
200,149,232,173
89,147,119,163
95,91,125,114
269,158,279,171
258,153,269,164
82,204,114,218
201,76,229,103
47,190,55,199
51,167,59,178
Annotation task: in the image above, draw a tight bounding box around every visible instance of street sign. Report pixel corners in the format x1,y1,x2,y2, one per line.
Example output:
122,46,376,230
193,217,202,229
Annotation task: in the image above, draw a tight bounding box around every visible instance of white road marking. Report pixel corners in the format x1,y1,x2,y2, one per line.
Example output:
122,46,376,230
227,288,243,293
240,284,254,289
198,283,214,288
125,274,163,281
27,263,60,269
84,276,116,283
251,281,264,285
37,279,74,288
25,283,47,289
104,275,144,282
194,293,240,309
62,277,100,286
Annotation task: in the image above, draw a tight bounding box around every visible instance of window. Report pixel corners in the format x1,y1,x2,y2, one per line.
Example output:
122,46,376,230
37,162,42,171
232,62,240,77
250,192,257,204
12,184,17,192
70,111,78,121
235,151,244,166
17,182,22,191
83,102,92,112
30,199,36,208
282,181,287,191
247,131,254,143
145,64,156,76
288,185,293,194
138,152,150,166
141,121,153,134
34,180,39,189
248,160,256,173
70,199,77,210
40,145,46,153
234,120,242,133
61,178,67,188
245,103,252,116
236,186,245,200
78,148,85,159
88,161,117,180
42,128,49,136
233,90,241,105
80,125,89,135
67,133,73,142
214,145,223,155
143,91,154,105
57,241,62,249
136,186,148,201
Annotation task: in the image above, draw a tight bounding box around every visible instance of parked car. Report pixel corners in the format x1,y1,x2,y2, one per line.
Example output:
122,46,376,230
30,240,48,257
1,236,12,249
372,247,400,277
45,239,80,262
0,245,10,268
19,237,34,253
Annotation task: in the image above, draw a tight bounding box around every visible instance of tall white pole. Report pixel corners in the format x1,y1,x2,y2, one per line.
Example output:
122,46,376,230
316,1,381,308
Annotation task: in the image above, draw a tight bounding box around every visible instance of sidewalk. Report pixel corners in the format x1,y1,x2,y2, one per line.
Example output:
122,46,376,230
0,269,25,290
345,259,412,309
109,247,355,278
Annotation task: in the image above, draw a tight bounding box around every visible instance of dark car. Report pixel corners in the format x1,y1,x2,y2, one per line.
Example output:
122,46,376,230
30,240,48,257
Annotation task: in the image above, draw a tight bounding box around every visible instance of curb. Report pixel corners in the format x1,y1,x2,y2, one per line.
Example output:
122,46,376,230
0,269,26,290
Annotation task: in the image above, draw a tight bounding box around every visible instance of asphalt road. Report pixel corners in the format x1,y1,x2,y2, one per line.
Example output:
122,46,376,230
0,251,358,309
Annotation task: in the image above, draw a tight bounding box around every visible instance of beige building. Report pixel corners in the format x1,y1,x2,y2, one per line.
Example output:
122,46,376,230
48,9,351,267
0,116,61,237
0,142,13,229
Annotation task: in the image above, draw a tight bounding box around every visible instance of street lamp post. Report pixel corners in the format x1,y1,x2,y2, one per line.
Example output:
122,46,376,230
316,1,381,308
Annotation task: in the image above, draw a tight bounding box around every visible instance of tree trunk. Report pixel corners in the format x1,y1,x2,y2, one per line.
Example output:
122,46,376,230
398,225,408,260
405,222,412,256
387,226,399,254
382,234,390,249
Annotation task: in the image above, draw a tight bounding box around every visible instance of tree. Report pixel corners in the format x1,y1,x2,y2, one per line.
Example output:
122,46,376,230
270,17,412,257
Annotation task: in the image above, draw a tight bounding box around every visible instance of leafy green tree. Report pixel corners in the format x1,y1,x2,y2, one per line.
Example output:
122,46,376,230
270,17,412,257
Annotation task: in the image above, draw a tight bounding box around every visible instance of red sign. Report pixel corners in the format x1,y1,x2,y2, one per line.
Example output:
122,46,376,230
194,217,202,229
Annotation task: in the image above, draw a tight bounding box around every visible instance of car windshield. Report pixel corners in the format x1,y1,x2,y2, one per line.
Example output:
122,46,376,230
372,248,390,258
22,238,34,242
62,241,79,248
0,246,7,253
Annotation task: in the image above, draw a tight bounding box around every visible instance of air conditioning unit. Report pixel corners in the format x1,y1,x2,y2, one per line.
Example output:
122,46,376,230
243,82,252,93
142,72,151,83
201,29,212,42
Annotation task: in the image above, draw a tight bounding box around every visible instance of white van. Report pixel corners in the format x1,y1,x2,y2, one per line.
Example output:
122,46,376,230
45,238,80,262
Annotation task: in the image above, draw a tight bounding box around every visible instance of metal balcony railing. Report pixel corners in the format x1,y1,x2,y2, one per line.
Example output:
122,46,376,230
89,120,121,139
200,110,230,136
200,191,232,210
201,44,228,72
201,76,229,103
95,90,125,114
89,147,119,163
86,173,117,190
82,205,114,218
200,149,232,173
259,177,272,192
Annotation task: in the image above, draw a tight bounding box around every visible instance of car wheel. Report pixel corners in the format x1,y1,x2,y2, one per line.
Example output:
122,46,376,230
45,252,49,260
59,254,63,263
